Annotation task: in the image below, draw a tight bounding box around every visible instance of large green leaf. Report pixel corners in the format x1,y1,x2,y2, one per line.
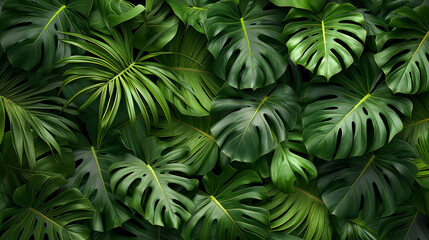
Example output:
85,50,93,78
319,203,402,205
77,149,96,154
0,0,92,72
303,54,412,160
157,26,223,116
134,0,179,52
269,0,325,12
397,93,429,146
0,174,94,240
270,132,317,193
109,137,198,229
166,0,216,33
0,59,77,167
263,183,332,240
152,116,219,175
284,3,366,80
377,205,429,240
375,6,429,94
61,30,193,145
182,166,270,240
211,84,300,163
318,140,417,219
204,0,287,89
66,145,131,232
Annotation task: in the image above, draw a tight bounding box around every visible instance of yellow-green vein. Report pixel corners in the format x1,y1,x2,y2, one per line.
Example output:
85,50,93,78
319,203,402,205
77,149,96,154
240,18,253,67
209,195,247,239
33,5,66,45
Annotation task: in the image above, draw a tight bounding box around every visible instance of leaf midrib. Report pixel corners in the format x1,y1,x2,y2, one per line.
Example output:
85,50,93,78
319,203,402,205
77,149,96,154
400,30,429,76
33,5,66,45
209,195,247,239
321,93,371,143
28,207,68,231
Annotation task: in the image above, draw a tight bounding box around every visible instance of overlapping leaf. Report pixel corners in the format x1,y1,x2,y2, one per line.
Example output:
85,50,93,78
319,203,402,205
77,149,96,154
303,54,412,160
182,166,270,240
134,0,179,52
205,0,286,89
211,84,300,163
152,116,219,175
269,0,325,12
270,132,317,193
109,137,198,229
284,3,366,80
0,59,77,167
375,5,429,94
318,140,417,219
66,145,131,232
378,205,429,240
397,93,429,146
263,183,332,240
166,0,216,33
157,26,223,116
61,30,193,144
0,174,94,240
0,0,92,72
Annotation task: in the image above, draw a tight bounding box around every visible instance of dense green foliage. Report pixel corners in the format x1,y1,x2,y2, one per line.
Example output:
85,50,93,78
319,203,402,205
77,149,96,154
1,0,429,239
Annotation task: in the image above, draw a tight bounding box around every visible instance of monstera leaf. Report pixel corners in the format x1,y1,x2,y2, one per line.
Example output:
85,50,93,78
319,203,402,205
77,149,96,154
109,137,198,229
134,0,179,52
66,145,131,232
211,84,300,163
204,0,286,89
152,116,219,175
166,0,216,33
270,132,317,193
378,205,429,240
375,6,429,94
0,0,92,72
182,166,270,240
0,174,94,240
0,59,77,166
284,3,366,80
269,0,325,12
318,140,417,219
157,26,223,116
263,183,332,240
303,54,412,160
397,93,429,146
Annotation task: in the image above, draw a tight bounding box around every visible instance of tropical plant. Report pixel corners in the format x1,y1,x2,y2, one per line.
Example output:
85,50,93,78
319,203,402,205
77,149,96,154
1,0,429,239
